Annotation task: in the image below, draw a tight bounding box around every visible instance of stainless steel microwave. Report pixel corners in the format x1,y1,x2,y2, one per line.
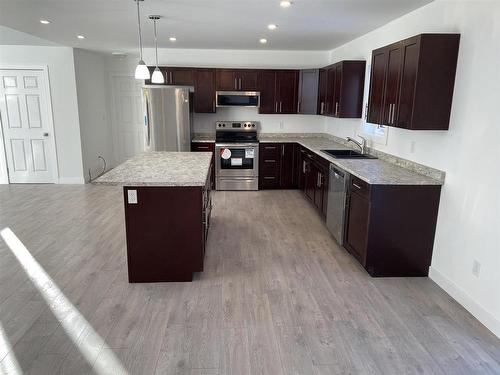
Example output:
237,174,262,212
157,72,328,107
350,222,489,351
216,91,260,108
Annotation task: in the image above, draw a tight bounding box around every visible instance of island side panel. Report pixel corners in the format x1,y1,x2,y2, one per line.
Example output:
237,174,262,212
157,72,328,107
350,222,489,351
123,186,203,282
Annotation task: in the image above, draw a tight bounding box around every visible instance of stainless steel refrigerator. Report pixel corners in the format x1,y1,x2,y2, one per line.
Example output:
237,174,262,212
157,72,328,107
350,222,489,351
142,86,193,152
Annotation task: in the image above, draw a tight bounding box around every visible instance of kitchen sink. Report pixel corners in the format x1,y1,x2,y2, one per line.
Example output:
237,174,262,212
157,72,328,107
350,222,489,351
321,149,377,159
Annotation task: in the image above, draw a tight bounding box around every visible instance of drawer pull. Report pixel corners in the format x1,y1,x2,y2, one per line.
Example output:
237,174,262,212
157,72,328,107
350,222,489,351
264,176,276,180
197,146,209,150
352,183,362,190
265,146,276,150
264,159,276,163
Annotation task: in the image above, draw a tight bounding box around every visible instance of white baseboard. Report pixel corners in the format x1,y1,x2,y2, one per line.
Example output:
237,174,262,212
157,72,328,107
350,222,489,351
58,177,85,184
429,266,500,339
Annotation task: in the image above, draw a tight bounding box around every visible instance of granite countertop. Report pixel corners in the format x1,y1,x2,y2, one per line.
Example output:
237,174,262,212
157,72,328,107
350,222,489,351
191,133,443,185
93,152,212,187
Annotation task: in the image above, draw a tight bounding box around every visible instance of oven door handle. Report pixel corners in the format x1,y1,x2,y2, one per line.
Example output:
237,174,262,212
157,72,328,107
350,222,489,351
215,143,259,148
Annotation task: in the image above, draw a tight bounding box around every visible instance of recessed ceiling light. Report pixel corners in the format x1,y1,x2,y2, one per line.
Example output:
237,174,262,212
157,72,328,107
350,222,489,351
169,37,177,42
40,20,51,24
260,38,268,44
268,24,278,30
280,1,292,8
77,35,85,39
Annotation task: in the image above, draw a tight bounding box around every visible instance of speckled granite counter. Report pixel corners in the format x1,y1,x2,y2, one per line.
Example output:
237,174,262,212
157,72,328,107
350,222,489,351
94,151,212,187
191,133,443,185
261,135,443,185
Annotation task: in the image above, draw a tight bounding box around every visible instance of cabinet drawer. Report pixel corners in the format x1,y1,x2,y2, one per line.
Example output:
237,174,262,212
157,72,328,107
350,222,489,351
259,174,280,189
260,160,279,174
260,143,281,158
313,153,330,170
191,143,215,152
350,176,370,199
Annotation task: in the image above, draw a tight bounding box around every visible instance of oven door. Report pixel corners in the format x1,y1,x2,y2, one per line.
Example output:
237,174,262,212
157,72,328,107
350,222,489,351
215,143,259,177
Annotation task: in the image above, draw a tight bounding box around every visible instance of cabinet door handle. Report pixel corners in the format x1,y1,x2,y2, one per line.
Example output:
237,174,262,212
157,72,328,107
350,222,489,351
275,102,278,113
239,78,242,90
170,72,173,83
297,101,301,113
280,102,283,113
391,103,396,124
335,102,339,116
352,183,362,190
303,160,306,173
234,77,237,90
320,102,324,115
281,144,284,156
388,104,393,124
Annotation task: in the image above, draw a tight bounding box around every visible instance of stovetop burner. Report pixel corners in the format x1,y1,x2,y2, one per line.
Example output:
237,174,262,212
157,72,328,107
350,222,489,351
215,121,259,143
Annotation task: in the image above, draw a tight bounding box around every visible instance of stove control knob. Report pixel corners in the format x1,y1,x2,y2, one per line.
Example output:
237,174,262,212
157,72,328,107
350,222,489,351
252,124,256,127
222,124,226,127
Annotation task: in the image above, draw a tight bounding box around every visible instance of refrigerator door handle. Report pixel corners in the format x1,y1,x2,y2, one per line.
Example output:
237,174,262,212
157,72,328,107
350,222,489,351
144,90,151,147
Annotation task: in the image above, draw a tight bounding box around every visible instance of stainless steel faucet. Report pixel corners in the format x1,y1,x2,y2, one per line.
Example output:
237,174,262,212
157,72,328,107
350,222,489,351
346,135,367,154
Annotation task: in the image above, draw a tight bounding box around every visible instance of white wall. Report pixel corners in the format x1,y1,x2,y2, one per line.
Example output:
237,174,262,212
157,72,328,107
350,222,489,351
325,0,500,337
73,48,115,181
0,45,85,183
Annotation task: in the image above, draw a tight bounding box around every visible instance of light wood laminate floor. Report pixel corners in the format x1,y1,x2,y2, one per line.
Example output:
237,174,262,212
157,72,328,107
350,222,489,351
0,185,499,375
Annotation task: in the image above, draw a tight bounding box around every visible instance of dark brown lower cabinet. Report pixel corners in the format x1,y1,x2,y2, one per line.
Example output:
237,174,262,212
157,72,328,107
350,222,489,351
191,142,215,189
123,170,211,282
297,146,328,220
344,176,441,277
259,143,297,189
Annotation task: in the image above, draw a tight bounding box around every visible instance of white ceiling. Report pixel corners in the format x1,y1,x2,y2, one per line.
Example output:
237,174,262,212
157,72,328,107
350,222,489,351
0,0,433,53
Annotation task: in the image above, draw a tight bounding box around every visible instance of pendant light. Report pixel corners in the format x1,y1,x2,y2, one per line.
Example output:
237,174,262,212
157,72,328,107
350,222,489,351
134,0,150,80
149,15,164,84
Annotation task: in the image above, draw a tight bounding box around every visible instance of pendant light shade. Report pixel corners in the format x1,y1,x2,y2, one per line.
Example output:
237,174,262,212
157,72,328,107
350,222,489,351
135,60,150,79
134,0,150,80
149,15,164,84
151,67,164,83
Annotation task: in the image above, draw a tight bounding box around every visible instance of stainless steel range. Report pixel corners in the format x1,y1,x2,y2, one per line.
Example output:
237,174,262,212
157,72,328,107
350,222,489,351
215,121,259,191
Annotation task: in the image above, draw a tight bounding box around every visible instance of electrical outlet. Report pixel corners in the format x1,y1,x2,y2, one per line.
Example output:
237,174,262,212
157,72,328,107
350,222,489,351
127,189,138,204
410,141,416,153
472,260,481,278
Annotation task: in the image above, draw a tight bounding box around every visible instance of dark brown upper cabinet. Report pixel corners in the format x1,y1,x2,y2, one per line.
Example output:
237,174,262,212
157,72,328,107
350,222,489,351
194,68,216,113
317,68,328,114
216,69,259,91
297,69,319,115
367,33,460,130
145,67,195,86
317,61,366,118
166,67,195,86
258,70,299,114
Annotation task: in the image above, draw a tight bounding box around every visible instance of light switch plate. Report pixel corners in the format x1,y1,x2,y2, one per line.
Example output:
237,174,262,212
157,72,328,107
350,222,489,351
127,189,138,204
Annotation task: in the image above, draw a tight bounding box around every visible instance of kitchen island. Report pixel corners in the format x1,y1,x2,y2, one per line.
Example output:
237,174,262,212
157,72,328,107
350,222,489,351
94,152,213,282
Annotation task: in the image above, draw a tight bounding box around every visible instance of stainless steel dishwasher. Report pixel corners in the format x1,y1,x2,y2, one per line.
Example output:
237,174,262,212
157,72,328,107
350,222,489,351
326,164,349,245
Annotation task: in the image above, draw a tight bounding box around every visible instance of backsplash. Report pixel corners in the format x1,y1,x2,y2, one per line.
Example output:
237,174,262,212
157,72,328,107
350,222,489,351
192,107,325,134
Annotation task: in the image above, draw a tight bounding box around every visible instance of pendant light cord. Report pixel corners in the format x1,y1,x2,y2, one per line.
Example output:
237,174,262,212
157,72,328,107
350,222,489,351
154,19,159,67
136,0,143,60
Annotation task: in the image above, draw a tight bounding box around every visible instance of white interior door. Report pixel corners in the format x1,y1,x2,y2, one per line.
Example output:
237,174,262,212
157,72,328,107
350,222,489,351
110,75,144,164
0,69,58,183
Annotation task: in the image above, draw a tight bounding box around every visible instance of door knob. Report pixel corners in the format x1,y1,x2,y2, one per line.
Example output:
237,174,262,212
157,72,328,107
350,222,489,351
43,132,49,137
